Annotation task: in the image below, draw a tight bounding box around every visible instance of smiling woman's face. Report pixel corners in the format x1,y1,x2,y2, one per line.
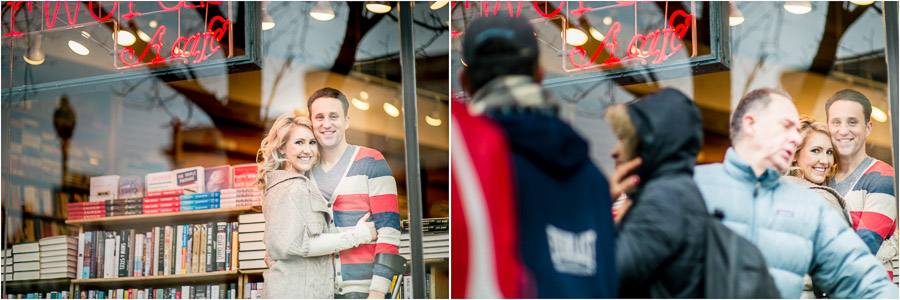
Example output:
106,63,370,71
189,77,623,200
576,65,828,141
281,125,318,173
795,131,834,184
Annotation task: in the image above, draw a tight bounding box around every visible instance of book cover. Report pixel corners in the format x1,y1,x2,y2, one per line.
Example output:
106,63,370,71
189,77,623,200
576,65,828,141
231,222,239,270
238,241,265,251
103,232,116,278
237,223,265,233
12,242,40,253
238,232,264,243
13,251,40,262
145,171,175,193
176,225,184,274
145,190,185,198
238,213,265,224
39,235,77,246
231,164,258,189
174,167,205,194
180,192,221,201
126,230,135,277
199,224,208,273
89,231,97,279
77,232,85,279
191,225,201,274
40,249,77,258
220,187,260,195
163,226,172,275
205,165,232,193
154,227,162,276
89,175,120,202
225,222,232,271
238,259,266,269
117,176,145,199
206,222,215,273
216,222,226,271
134,233,143,277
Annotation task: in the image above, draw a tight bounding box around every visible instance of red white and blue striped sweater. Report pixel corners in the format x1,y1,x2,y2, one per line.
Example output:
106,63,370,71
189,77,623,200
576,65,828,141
840,159,897,280
314,146,401,295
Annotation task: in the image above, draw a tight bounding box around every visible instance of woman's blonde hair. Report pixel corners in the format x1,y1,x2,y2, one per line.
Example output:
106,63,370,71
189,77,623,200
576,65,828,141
254,109,316,190
786,115,836,182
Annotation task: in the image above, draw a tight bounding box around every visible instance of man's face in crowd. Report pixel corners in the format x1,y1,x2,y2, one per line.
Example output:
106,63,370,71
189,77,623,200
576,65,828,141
309,97,349,149
827,100,871,159
748,95,802,173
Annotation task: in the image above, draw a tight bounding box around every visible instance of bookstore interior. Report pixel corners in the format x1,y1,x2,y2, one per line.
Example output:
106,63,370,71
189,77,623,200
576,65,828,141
2,2,450,299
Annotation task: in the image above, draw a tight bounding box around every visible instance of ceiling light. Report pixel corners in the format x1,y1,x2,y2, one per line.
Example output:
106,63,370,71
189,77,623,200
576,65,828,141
383,102,400,117
729,2,745,26
871,107,888,123
784,1,812,15
351,98,370,111
425,115,442,127
589,27,605,41
137,29,151,42
262,7,275,30
366,1,392,14
310,1,335,21
602,16,613,25
360,91,369,100
69,32,91,56
113,30,136,46
23,34,45,65
430,1,449,10
850,1,874,5
563,28,588,46
149,20,158,28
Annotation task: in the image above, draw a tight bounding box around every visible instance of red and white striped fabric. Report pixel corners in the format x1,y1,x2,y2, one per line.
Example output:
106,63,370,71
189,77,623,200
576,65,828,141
451,99,531,298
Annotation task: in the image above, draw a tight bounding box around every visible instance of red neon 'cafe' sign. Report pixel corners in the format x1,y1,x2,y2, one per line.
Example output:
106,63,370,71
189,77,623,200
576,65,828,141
455,1,697,71
3,1,231,68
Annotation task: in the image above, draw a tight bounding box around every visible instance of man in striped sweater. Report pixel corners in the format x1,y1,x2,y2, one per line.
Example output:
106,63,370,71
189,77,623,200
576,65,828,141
825,89,897,282
307,88,402,298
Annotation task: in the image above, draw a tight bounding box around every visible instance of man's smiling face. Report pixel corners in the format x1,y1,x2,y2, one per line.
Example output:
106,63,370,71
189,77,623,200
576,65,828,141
310,97,349,150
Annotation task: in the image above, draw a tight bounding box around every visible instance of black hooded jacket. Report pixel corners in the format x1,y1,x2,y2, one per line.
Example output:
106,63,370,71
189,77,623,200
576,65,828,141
616,88,708,298
479,77,618,298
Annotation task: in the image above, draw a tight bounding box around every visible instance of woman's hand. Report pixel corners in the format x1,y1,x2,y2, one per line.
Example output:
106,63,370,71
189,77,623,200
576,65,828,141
357,212,377,242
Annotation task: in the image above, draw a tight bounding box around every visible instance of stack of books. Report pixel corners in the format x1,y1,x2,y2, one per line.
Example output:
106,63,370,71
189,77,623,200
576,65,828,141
39,235,77,279
399,218,449,260
67,201,106,220
12,242,40,280
3,249,13,280
181,192,221,211
237,213,266,270
142,189,187,215
106,198,143,217
220,188,262,208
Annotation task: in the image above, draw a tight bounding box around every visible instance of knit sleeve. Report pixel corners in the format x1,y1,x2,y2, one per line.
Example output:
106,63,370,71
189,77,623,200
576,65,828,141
365,149,401,294
263,182,314,260
852,162,896,254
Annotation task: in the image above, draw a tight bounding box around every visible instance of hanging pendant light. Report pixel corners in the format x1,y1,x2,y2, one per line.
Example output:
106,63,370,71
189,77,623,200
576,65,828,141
366,1,392,14
113,30,136,46
68,31,92,56
729,2,745,26
24,34,46,65
871,107,888,123
784,1,812,15
262,2,276,30
589,27,605,41
430,1,449,10
850,1,874,5
562,27,588,46
384,100,400,117
310,1,335,21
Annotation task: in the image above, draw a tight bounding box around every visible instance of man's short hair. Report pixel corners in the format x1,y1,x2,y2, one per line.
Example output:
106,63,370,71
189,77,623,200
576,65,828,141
825,89,872,123
307,87,349,115
462,15,539,94
730,88,792,142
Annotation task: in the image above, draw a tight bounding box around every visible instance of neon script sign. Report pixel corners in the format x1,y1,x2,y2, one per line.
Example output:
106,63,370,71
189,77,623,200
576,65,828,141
2,1,233,69
454,1,698,72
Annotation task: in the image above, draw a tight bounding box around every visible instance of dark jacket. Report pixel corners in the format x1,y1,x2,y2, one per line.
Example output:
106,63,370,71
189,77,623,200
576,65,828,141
616,88,708,298
476,76,619,298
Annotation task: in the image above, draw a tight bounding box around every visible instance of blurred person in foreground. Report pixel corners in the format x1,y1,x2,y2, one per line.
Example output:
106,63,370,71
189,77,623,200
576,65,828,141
825,89,897,282
458,14,618,298
605,88,708,297
693,88,898,298
450,98,530,298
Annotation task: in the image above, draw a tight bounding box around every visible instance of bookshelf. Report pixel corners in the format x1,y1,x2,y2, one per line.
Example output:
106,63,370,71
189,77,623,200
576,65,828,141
2,278,73,296
65,206,262,228
71,270,239,287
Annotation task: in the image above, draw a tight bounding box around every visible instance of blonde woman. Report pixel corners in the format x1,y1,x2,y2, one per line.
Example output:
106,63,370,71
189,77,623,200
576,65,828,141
784,116,852,299
255,111,376,299
784,116,852,226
